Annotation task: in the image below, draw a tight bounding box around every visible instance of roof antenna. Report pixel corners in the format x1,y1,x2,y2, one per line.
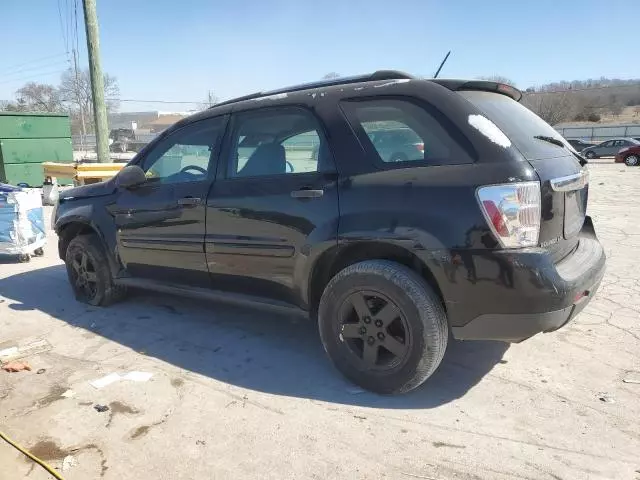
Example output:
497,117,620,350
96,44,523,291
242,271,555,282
433,51,451,79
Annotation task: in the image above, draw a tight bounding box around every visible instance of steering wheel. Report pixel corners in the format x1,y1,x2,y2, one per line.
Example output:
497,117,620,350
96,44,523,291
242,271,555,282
286,160,294,173
180,165,207,175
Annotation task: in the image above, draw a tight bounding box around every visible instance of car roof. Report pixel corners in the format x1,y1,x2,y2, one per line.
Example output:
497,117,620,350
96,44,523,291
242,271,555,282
172,71,523,131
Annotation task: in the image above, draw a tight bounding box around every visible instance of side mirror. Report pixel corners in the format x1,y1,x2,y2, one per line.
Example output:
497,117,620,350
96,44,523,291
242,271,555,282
116,165,147,189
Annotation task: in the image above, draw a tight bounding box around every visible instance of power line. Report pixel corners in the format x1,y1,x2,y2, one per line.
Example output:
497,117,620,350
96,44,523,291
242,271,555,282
0,69,68,86
74,0,81,64
57,0,68,52
111,98,202,104
0,53,68,74
0,60,70,78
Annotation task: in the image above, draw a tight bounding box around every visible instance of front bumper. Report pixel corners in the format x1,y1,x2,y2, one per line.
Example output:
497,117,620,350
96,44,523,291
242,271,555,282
451,217,606,342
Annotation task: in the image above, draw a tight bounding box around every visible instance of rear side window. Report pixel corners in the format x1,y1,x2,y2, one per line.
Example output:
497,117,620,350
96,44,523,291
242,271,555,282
459,90,569,160
341,99,473,166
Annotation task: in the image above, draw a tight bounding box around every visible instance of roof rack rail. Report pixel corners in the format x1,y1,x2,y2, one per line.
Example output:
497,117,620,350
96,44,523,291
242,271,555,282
212,70,414,108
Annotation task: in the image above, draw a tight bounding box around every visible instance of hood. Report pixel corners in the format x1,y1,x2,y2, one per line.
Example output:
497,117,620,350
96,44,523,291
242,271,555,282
60,180,115,200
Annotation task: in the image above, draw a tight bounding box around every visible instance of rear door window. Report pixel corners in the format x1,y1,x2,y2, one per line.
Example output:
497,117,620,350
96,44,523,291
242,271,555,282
341,99,473,166
459,90,570,160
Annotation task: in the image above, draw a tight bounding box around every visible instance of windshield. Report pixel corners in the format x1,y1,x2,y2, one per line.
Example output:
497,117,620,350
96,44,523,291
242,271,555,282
459,90,573,159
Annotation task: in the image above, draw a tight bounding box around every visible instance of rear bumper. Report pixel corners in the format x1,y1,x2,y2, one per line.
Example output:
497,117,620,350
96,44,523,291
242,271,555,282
450,216,605,342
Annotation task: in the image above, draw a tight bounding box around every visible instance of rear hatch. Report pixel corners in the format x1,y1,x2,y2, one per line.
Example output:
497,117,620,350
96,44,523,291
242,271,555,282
458,90,587,261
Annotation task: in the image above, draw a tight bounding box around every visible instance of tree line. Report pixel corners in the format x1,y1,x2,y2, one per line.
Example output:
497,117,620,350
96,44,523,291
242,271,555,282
483,76,640,125
1,68,119,135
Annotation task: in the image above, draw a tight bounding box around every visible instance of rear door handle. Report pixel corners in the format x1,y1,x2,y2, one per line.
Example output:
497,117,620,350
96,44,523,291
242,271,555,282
177,197,202,207
291,188,324,199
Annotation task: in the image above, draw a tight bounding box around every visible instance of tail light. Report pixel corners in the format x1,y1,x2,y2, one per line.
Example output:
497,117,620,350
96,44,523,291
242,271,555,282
477,181,541,248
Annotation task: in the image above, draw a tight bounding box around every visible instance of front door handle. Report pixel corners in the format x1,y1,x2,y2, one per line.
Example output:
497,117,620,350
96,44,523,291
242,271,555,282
291,188,324,199
177,197,202,207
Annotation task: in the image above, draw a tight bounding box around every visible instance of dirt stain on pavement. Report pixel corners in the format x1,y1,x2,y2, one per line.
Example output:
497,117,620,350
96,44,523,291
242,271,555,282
28,440,69,461
170,378,184,388
432,441,466,449
33,384,67,408
106,401,139,427
130,425,151,439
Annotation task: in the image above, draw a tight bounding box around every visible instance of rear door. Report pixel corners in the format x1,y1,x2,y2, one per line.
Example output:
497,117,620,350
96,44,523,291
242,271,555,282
205,106,339,306
459,91,587,258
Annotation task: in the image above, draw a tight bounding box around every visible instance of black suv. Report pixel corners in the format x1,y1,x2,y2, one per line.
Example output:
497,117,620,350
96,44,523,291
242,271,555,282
53,71,605,394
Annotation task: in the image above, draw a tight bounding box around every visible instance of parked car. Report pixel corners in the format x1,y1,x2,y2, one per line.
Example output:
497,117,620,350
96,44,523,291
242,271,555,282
566,139,592,152
53,72,605,394
366,128,424,162
614,144,640,166
581,137,640,159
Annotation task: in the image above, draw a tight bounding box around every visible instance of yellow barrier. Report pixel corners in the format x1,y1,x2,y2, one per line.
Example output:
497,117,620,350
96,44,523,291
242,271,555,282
42,162,125,185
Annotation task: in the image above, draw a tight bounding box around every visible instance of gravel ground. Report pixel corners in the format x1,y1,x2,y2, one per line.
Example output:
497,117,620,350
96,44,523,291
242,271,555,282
0,160,639,480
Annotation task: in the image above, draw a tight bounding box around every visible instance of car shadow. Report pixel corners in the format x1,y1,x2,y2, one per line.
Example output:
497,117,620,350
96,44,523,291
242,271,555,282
0,265,509,409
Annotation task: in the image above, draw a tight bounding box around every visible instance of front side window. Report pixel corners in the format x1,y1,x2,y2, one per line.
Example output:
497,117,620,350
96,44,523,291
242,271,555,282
140,117,226,184
229,108,331,178
341,98,471,166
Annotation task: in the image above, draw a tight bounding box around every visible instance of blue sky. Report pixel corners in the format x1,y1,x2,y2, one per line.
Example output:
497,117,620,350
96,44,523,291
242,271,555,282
1,0,638,111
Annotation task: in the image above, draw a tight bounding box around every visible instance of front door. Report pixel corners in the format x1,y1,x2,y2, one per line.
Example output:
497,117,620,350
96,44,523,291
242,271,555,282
111,116,228,286
206,107,339,306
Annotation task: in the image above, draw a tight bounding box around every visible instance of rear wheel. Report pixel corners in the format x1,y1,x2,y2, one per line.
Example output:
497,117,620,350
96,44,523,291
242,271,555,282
318,260,448,394
625,154,639,166
585,151,596,159
65,234,126,306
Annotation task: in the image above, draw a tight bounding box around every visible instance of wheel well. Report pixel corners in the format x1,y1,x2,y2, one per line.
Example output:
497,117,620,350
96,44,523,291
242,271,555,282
57,222,96,260
309,242,445,317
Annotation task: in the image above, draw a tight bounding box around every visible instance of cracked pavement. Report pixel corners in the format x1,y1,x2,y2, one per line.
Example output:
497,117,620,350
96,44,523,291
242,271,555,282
1,160,639,480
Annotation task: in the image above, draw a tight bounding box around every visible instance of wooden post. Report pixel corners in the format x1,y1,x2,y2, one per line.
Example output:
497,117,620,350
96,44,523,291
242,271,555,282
82,0,109,163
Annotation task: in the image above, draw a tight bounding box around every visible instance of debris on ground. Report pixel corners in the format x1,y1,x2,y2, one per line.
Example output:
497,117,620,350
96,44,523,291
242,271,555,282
36,368,46,374
598,393,615,403
90,371,154,389
623,374,640,385
2,360,31,372
0,346,18,358
94,404,109,412
61,455,78,472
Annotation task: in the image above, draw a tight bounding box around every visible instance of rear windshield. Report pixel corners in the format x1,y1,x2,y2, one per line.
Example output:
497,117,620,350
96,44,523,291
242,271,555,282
459,90,571,160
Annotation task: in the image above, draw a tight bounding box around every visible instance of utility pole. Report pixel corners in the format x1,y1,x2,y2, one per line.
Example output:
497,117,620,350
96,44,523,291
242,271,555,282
82,0,109,163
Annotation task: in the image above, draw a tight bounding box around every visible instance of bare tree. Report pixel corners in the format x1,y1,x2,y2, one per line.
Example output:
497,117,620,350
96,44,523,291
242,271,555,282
11,83,63,112
522,92,574,125
478,75,516,86
322,72,340,80
58,68,120,133
199,90,219,110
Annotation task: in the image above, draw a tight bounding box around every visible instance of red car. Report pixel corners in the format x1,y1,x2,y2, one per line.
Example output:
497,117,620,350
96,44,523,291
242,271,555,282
615,145,640,166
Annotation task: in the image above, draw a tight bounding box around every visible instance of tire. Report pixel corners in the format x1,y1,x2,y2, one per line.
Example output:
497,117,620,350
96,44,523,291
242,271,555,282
585,151,596,159
33,247,44,257
18,254,30,263
65,234,126,306
625,154,639,166
318,260,448,394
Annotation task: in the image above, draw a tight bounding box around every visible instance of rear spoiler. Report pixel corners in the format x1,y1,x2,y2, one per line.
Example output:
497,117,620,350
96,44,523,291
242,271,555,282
430,79,523,102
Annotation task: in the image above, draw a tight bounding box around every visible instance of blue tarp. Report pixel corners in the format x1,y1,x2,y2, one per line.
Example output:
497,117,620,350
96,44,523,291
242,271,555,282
0,188,46,256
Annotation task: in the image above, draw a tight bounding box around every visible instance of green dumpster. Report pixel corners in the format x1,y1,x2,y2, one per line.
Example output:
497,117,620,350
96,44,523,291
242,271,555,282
0,112,74,186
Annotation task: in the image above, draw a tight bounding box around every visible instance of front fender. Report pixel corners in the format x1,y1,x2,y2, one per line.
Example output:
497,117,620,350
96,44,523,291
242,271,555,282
55,200,121,276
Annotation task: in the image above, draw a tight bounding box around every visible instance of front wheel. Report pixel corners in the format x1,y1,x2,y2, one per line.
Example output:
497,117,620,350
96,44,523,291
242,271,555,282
65,234,126,306
625,154,639,166
585,151,596,159
318,260,448,394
